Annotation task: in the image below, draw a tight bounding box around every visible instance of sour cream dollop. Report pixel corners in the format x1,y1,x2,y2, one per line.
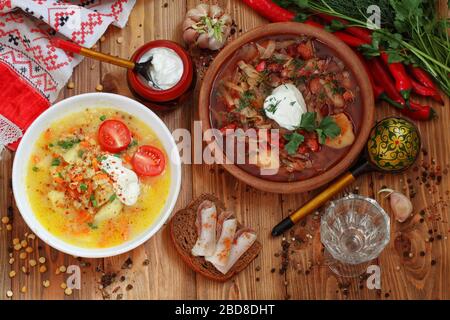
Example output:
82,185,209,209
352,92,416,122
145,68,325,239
100,155,140,206
263,83,307,130
139,47,184,90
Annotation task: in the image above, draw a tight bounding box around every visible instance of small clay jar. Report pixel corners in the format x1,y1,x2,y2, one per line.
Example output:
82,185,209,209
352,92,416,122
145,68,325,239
127,40,196,111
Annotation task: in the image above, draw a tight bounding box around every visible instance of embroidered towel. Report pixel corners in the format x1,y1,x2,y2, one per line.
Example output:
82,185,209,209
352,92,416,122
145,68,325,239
0,0,136,151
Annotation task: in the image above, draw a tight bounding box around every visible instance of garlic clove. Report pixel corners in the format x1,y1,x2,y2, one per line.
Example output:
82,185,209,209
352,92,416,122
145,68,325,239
390,191,413,222
210,4,224,19
183,28,200,44
182,18,197,31
208,26,231,50
197,3,210,16
197,33,210,49
378,188,413,223
186,4,209,22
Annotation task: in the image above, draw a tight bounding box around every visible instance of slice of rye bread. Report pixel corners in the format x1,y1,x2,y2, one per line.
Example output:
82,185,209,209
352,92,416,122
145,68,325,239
169,193,262,282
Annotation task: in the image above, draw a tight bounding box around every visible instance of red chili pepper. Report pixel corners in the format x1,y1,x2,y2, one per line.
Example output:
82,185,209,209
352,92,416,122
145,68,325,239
303,19,324,29
380,52,412,100
305,138,320,152
334,31,368,47
408,66,443,103
354,51,384,99
316,13,372,44
410,79,436,96
401,101,436,121
255,61,266,72
241,0,295,22
408,66,437,89
368,57,405,106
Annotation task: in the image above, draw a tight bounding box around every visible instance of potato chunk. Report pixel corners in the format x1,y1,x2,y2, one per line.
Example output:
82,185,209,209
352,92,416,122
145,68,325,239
94,198,122,224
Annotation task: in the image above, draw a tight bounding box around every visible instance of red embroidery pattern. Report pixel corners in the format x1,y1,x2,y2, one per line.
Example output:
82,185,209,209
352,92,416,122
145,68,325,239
0,44,58,97
0,0,11,12
71,12,104,44
0,26,70,71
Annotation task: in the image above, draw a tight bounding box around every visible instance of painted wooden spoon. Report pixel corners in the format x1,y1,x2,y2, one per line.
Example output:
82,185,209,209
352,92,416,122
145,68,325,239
51,38,161,89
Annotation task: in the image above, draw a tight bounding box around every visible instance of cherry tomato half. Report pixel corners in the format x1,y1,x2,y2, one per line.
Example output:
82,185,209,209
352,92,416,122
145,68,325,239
132,145,166,176
98,120,132,153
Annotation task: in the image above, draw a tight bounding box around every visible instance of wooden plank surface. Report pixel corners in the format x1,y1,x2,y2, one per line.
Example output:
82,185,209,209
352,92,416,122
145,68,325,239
1,0,449,300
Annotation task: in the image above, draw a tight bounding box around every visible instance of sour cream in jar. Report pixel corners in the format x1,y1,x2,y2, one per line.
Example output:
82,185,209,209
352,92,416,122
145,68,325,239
139,47,184,90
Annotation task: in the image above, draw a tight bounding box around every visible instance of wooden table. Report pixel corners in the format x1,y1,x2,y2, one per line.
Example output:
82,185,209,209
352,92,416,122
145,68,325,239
1,0,449,300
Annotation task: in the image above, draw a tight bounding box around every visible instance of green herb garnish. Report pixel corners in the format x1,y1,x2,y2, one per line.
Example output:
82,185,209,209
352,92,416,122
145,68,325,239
87,223,98,230
97,155,107,162
108,194,117,203
51,158,61,166
237,90,255,110
99,115,107,121
128,139,138,148
284,132,305,155
316,116,341,144
265,98,280,114
57,138,80,150
90,194,98,207
32,166,39,172
298,112,316,132
79,183,88,192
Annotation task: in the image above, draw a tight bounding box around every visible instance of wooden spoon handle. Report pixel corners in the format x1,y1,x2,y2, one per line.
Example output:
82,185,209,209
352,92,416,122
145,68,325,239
51,38,135,69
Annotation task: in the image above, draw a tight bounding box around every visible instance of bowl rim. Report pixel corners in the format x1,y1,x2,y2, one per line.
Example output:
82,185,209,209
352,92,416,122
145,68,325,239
12,92,182,258
198,22,375,194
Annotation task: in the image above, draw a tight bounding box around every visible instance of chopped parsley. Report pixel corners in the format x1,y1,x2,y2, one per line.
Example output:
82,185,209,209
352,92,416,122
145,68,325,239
237,90,255,110
97,155,107,162
108,194,117,203
291,58,305,70
79,183,88,192
57,138,80,150
78,150,85,158
99,115,107,121
128,139,138,148
90,194,98,207
32,166,39,172
87,223,98,230
265,98,280,114
51,158,61,166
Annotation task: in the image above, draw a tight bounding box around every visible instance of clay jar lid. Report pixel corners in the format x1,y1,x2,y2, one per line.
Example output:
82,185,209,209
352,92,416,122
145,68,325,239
127,40,194,102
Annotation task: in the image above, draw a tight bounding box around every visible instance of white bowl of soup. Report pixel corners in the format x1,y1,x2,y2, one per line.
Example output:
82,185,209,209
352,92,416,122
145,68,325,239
12,93,181,258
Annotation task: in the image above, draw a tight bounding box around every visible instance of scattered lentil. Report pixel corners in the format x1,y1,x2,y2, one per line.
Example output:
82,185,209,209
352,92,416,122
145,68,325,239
64,287,73,296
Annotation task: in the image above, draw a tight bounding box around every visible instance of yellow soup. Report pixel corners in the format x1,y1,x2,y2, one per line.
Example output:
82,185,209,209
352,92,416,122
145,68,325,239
26,108,171,248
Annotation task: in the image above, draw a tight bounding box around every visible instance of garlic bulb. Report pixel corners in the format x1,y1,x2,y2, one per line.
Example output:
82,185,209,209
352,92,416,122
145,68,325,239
182,4,232,51
378,189,413,222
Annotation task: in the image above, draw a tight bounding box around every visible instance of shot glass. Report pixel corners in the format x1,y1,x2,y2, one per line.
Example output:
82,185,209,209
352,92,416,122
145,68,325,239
320,194,390,277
